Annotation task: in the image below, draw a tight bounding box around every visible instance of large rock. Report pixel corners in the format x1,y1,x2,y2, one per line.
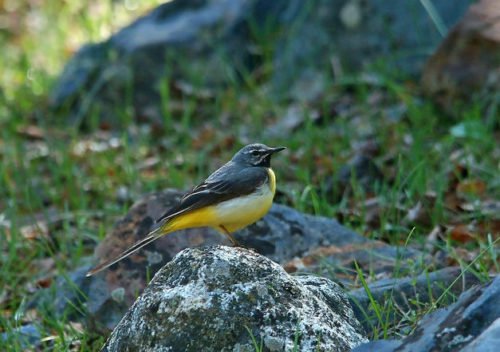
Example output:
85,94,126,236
51,0,471,126
100,246,367,352
422,0,500,117
353,274,500,352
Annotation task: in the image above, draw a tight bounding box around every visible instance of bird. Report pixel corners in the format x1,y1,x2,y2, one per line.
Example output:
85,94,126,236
86,143,285,276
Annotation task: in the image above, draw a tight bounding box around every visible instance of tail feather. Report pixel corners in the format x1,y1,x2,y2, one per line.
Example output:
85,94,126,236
86,223,169,277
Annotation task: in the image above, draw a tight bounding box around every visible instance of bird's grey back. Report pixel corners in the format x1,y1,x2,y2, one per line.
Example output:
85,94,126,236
205,160,244,183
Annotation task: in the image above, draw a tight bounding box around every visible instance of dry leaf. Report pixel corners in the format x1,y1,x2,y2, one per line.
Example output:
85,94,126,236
457,179,486,197
477,218,500,240
405,201,432,227
16,125,45,139
192,125,216,150
36,277,52,288
137,156,160,171
449,225,475,243
425,225,445,252
71,137,121,157
174,80,214,99
20,223,49,240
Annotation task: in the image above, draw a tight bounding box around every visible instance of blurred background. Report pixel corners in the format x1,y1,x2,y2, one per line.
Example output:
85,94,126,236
1,0,499,350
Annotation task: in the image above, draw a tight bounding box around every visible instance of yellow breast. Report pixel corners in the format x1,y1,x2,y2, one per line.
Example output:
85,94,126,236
213,168,276,232
268,168,276,194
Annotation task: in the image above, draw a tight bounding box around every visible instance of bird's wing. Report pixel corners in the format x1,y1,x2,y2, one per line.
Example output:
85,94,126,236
86,166,269,276
156,165,269,223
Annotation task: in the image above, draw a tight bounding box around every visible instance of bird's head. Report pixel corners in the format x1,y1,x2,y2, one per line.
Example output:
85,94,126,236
232,143,286,167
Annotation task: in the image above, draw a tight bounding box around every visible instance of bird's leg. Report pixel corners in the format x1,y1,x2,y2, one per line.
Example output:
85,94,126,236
219,225,240,247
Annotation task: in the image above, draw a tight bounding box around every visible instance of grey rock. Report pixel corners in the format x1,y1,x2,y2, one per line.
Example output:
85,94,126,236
353,274,500,352
1,324,41,349
294,275,360,325
348,266,482,334
100,246,367,352
239,202,369,263
462,317,500,352
352,339,402,352
34,264,92,321
51,0,472,126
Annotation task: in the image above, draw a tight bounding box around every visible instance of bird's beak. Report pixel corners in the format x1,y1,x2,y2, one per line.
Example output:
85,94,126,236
269,146,286,154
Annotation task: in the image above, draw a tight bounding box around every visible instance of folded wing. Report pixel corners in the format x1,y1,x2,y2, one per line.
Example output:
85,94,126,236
156,165,268,223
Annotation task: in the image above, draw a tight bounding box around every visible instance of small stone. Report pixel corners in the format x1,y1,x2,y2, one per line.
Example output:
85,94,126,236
110,287,125,303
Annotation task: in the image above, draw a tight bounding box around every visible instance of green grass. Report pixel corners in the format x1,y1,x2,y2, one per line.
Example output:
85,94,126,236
1,0,500,350
348,235,499,340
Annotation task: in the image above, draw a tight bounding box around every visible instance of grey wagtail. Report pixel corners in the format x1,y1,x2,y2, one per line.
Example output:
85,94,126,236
87,143,285,276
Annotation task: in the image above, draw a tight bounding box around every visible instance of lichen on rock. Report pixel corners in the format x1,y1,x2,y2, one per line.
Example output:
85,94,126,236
101,246,367,351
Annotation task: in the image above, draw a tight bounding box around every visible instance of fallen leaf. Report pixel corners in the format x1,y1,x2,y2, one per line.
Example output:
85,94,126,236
192,125,216,150
25,141,49,161
457,179,486,197
16,125,45,139
210,135,235,155
36,277,52,288
477,218,500,240
99,122,112,130
448,247,480,266
71,136,121,157
20,222,49,240
449,225,475,243
425,225,445,252
137,156,160,171
174,80,214,99
404,201,432,227
31,257,55,272
444,191,461,211
479,200,500,216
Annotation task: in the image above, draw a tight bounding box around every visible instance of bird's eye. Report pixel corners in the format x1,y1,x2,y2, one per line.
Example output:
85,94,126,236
251,150,259,156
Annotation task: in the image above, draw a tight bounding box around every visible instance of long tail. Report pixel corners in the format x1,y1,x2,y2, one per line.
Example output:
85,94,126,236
86,222,171,277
